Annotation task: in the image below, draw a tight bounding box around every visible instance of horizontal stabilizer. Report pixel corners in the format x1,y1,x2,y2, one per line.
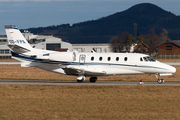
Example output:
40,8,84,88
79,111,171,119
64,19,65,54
8,44,30,54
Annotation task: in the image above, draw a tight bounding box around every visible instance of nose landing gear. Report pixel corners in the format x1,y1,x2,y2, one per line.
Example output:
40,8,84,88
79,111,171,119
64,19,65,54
157,79,164,84
155,73,164,84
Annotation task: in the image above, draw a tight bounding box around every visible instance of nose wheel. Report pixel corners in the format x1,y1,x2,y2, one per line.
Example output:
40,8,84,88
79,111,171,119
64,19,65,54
155,73,164,84
157,79,164,84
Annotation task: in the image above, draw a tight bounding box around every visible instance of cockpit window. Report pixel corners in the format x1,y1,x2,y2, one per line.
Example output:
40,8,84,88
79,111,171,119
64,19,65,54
143,57,148,61
143,56,156,62
147,56,156,62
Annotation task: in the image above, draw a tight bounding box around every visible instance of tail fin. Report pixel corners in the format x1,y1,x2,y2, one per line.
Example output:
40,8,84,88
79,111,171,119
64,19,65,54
5,25,33,54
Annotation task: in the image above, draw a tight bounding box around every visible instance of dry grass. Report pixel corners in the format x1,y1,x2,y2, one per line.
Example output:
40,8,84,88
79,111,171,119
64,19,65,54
0,65,77,81
0,85,180,120
0,59,17,62
0,64,179,82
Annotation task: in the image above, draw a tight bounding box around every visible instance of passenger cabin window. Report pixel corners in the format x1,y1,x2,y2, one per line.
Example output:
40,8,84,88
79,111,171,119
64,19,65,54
91,57,94,61
140,57,143,61
108,57,111,61
124,57,128,61
99,57,102,61
116,57,119,61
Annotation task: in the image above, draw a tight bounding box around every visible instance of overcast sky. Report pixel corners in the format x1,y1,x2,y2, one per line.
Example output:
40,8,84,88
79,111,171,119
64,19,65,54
0,0,180,34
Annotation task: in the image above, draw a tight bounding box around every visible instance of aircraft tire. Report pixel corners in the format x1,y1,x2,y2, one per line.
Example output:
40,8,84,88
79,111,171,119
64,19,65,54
90,77,97,83
77,76,85,83
77,80,84,83
157,79,163,84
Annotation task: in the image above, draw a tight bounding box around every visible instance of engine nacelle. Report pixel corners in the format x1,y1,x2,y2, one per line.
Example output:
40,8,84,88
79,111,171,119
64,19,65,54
49,52,74,63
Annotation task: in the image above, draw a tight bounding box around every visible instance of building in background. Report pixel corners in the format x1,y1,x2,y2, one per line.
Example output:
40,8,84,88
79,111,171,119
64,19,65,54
158,41,180,55
23,32,72,51
72,44,111,53
0,35,11,59
0,32,112,59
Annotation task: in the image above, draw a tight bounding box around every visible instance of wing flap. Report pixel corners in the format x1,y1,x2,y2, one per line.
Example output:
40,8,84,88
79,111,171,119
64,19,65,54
63,67,106,76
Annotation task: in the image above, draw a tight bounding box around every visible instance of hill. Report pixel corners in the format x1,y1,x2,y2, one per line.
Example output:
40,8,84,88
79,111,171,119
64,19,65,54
23,3,180,44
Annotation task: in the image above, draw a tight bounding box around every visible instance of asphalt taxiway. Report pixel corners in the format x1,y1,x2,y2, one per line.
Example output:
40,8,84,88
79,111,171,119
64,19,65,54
0,80,180,86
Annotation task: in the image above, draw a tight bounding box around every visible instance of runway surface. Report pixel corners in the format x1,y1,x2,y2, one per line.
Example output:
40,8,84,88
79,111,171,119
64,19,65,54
0,79,180,86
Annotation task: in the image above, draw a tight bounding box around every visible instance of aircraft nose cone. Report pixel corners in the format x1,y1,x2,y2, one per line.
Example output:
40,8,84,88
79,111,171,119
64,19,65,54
171,66,176,73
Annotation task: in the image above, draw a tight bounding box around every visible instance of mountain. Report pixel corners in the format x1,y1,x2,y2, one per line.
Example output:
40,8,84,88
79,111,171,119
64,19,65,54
23,3,180,43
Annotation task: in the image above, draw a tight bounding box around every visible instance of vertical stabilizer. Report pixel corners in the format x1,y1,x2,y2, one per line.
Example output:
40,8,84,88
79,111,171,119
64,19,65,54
5,25,32,53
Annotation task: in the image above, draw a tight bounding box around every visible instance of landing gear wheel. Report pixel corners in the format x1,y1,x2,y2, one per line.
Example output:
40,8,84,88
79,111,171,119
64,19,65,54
157,79,164,84
156,73,164,84
77,80,84,83
90,77,97,83
77,76,85,83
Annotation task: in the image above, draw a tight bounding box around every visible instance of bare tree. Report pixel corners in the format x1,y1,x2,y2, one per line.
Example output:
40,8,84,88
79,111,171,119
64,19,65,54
160,28,168,43
136,35,145,44
109,35,122,52
134,46,148,54
125,34,134,51
145,28,160,55
109,32,134,52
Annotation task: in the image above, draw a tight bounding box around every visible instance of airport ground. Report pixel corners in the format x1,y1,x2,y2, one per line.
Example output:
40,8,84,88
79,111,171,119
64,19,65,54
0,59,180,119
0,85,180,120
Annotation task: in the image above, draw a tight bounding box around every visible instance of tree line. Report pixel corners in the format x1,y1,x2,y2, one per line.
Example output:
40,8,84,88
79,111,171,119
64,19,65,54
109,28,170,55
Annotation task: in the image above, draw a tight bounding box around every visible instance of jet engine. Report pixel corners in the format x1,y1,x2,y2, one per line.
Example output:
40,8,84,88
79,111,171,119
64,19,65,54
49,52,74,64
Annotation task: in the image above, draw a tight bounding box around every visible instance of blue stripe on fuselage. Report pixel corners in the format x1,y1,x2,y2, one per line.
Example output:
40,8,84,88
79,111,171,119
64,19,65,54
12,51,167,70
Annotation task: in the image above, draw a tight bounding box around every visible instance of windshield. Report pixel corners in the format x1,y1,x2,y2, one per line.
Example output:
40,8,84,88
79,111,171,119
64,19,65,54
147,56,156,62
142,56,156,62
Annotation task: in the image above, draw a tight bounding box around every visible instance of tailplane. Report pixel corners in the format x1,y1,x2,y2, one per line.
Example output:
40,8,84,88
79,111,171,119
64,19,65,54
5,25,33,54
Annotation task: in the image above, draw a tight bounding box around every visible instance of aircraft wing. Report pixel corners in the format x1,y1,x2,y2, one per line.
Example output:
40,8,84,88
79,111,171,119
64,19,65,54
62,66,106,76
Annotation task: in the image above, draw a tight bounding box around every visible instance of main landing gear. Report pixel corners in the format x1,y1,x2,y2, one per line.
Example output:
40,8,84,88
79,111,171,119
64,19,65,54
90,77,97,83
155,73,164,84
77,76,97,83
77,76,85,83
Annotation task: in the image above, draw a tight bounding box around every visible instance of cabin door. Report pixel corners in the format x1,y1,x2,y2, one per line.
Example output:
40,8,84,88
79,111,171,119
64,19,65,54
79,54,86,65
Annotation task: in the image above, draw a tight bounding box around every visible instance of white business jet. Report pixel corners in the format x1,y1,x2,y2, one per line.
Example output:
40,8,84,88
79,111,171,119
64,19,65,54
5,25,176,84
